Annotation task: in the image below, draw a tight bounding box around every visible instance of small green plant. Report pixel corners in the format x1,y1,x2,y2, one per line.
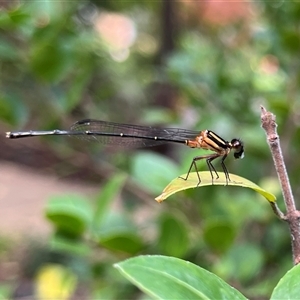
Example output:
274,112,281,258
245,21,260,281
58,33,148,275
112,107,300,299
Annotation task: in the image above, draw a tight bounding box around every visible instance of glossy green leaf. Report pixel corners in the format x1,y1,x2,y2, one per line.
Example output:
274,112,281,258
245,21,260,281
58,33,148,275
155,172,276,203
115,255,247,300
157,212,189,257
45,195,93,237
270,264,300,300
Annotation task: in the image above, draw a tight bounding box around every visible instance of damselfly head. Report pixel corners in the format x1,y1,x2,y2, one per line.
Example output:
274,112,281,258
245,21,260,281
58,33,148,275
230,138,244,159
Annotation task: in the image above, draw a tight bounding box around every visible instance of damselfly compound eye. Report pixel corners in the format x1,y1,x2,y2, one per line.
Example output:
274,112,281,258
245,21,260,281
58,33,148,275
231,139,244,159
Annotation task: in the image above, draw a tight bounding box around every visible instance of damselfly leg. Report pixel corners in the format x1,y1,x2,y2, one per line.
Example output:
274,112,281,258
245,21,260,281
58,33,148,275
179,153,229,186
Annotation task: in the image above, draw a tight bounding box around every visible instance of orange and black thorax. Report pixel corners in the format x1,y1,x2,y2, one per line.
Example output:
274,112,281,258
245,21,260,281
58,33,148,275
186,130,230,154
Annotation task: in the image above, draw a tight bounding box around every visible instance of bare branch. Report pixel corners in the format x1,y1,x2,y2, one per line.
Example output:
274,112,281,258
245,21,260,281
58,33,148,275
260,105,300,265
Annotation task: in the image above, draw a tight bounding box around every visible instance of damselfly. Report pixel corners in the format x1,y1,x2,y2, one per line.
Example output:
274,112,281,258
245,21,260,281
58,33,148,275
6,119,244,184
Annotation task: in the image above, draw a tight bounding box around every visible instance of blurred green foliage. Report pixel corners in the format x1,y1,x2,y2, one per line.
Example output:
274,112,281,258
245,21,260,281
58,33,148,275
1,0,299,299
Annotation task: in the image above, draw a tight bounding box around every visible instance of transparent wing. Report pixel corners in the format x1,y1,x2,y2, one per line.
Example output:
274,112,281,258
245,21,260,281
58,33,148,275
71,119,200,147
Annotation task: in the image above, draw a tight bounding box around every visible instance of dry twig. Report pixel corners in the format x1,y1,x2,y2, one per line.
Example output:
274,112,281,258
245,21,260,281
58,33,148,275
261,106,300,265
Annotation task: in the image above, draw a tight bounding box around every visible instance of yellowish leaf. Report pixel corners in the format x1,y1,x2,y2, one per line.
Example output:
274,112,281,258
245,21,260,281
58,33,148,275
155,171,276,203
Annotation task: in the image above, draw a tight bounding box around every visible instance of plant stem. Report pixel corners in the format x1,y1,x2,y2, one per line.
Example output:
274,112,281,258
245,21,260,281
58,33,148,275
260,105,300,265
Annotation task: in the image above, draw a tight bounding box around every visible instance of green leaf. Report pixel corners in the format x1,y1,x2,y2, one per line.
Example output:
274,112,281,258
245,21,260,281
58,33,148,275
92,174,127,230
132,151,179,194
99,233,145,254
50,233,91,256
155,172,276,203
0,93,28,124
114,255,247,300
203,218,236,253
270,264,300,300
45,194,93,237
30,43,73,82
213,243,264,283
0,284,10,299
157,212,189,257
95,212,145,254
9,8,30,25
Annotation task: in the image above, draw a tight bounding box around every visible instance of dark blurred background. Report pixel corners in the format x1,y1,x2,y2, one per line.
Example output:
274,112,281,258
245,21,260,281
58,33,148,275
0,1,298,299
